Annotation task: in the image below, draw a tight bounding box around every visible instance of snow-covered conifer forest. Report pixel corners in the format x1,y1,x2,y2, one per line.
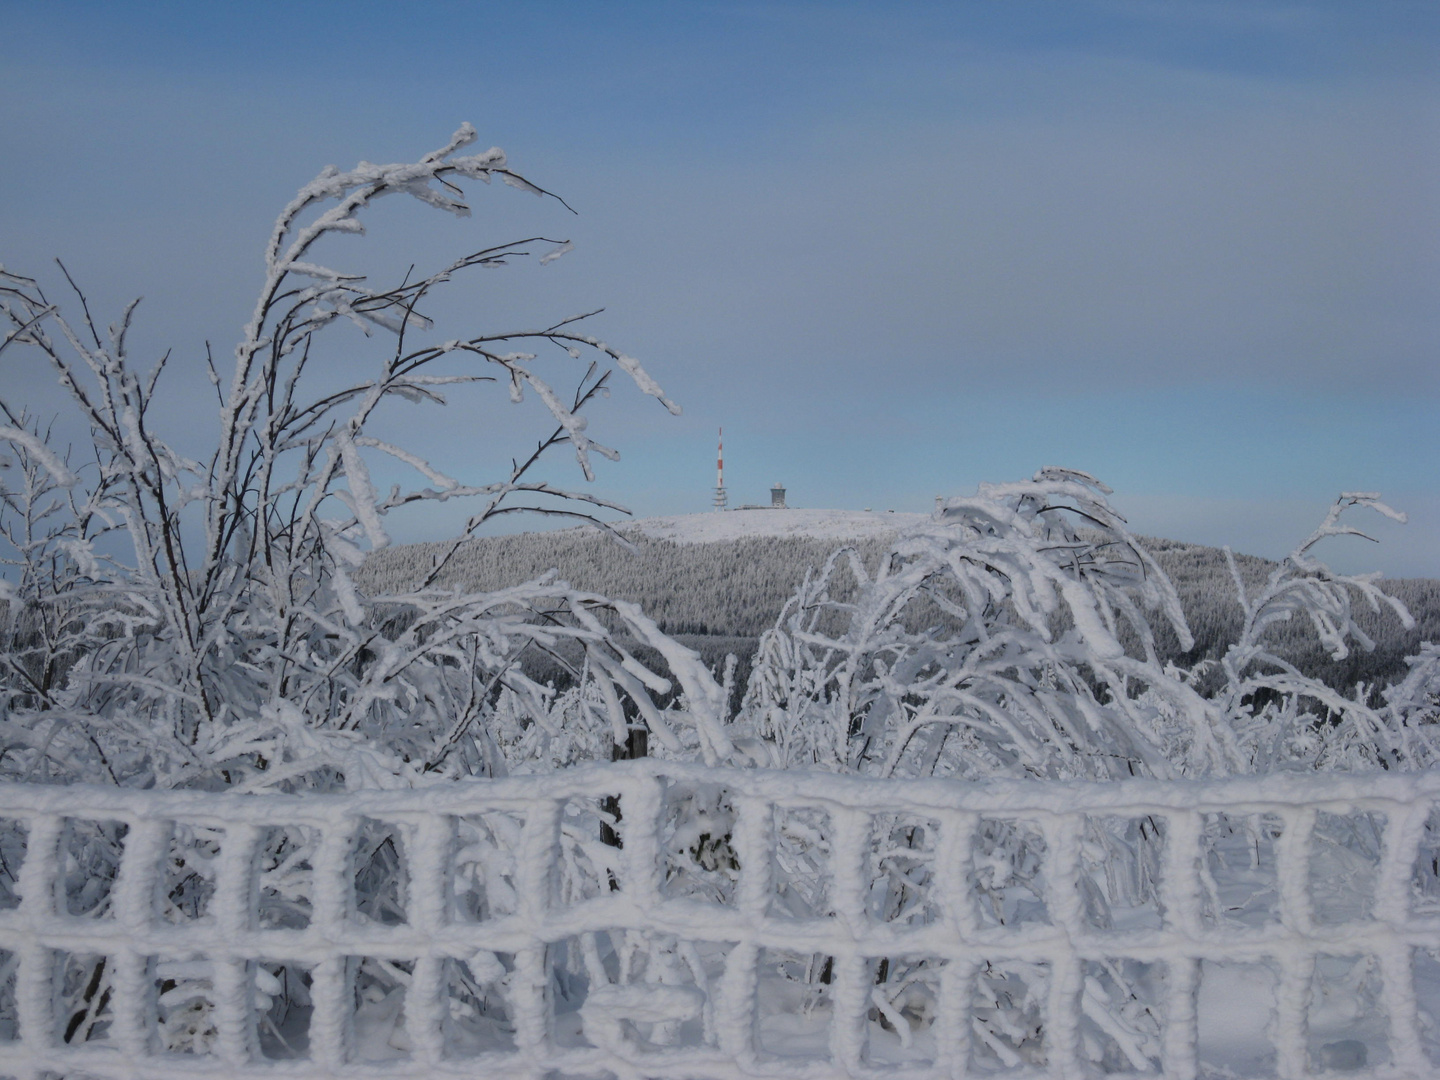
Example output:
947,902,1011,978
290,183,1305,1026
360,522,1440,711
2,127,1439,1078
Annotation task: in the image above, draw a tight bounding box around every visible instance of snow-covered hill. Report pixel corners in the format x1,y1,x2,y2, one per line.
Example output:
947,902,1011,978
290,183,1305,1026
360,508,1438,691
612,507,930,544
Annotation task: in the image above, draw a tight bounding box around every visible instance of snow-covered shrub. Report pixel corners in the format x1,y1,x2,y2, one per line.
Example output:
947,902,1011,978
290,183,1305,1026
738,468,1237,780
1,127,732,1053
739,470,1434,782
1192,493,1438,773
0,123,729,798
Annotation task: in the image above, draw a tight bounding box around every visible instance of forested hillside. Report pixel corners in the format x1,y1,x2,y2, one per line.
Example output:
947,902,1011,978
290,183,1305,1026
359,519,1439,694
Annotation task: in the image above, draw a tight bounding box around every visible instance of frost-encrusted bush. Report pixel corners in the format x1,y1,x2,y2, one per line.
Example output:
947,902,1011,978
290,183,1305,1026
1193,494,1438,773
0,123,730,797
738,469,1435,780
739,469,1217,779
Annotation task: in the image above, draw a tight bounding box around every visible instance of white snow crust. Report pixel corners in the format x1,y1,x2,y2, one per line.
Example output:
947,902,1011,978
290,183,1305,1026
611,508,930,545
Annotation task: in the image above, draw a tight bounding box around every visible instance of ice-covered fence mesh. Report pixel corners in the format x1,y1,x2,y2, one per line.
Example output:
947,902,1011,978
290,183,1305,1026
0,764,1437,1079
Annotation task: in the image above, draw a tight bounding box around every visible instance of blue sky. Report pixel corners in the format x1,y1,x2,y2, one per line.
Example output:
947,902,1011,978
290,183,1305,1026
2,1,1436,574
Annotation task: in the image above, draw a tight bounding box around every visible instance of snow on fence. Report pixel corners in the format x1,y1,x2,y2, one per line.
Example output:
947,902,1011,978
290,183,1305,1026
1,764,1439,1079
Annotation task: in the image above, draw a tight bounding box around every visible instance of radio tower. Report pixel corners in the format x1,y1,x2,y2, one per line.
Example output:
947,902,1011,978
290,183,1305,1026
712,427,728,510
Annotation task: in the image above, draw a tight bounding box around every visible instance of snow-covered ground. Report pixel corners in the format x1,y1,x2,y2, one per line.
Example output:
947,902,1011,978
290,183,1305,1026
613,507,930,544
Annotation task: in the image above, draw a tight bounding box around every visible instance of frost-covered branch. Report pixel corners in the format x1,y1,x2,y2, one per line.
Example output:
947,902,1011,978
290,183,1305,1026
0,126,720,794
737,468,1234,781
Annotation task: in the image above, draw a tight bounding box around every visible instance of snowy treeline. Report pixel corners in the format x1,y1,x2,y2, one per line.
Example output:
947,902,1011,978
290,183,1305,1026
360,531,869,638
3,127,1440,1073
357,530,883,695
360,525,1440,696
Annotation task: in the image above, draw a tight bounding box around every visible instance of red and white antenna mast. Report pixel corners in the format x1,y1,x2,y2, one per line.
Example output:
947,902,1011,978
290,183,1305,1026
712,427,728,510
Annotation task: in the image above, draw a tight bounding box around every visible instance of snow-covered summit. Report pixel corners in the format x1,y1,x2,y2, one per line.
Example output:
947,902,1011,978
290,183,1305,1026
613,507,930,545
